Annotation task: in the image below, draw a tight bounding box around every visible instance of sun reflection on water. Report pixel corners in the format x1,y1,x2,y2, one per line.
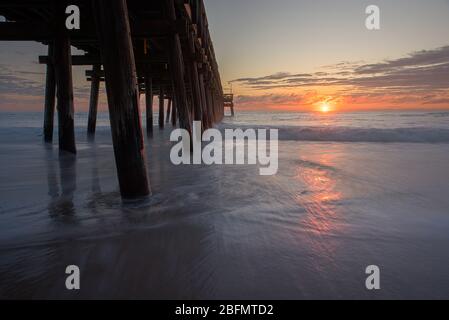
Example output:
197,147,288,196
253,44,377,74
295,153,343,236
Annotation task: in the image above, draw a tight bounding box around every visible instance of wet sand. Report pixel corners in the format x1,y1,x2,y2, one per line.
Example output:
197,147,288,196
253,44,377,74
1,121,449,299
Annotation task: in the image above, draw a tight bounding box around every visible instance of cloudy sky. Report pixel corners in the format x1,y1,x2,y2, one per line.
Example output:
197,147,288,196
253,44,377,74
1,0,449,111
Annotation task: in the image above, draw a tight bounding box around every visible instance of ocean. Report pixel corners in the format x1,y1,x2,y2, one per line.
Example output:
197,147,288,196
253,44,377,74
1,110,449,299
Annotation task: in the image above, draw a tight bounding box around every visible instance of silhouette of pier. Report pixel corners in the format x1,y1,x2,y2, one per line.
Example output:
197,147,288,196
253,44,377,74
0,0,225,199
224,93,235,116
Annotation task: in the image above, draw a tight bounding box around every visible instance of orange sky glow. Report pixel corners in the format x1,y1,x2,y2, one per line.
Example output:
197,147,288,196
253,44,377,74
2,0,449,113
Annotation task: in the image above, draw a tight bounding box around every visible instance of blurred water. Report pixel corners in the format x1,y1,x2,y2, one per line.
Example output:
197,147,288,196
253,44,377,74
0,111,449,299
3,110,449,129
226,110,449,129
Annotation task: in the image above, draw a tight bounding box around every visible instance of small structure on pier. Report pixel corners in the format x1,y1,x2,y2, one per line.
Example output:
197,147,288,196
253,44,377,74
0,0,225,199
223,88,235,117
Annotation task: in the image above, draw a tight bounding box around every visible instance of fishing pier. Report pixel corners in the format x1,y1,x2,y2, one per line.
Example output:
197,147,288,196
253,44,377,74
0,0,225,198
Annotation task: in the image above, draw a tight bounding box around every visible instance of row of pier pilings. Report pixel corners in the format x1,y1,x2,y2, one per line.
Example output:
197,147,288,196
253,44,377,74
38,0,225,199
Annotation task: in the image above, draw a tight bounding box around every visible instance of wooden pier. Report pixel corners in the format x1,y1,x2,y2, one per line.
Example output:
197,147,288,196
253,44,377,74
0,0,225,199
224,92,235,117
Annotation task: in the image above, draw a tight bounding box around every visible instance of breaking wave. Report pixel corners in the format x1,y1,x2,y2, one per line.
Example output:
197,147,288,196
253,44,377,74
222,125,449,143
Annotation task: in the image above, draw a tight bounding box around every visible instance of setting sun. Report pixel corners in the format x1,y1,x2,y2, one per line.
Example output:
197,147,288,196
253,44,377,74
319,102,331,113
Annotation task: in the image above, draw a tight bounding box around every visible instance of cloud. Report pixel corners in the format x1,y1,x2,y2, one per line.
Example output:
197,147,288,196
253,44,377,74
232,46,449,91
236,93,303,105
353,46,449,75
0,64,44,96
231,46,449,109
231,72,313,86
0,63,96,111
235,91,329,111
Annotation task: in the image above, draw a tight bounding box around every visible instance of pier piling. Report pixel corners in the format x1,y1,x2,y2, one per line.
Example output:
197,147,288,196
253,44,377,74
43,42,56,143
54,24,76,154
167,0,191,134
171,96,178,126
145,71,153,136
159,85,165,129
87,64,101,136
166,98,172,123
93,0,150,198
